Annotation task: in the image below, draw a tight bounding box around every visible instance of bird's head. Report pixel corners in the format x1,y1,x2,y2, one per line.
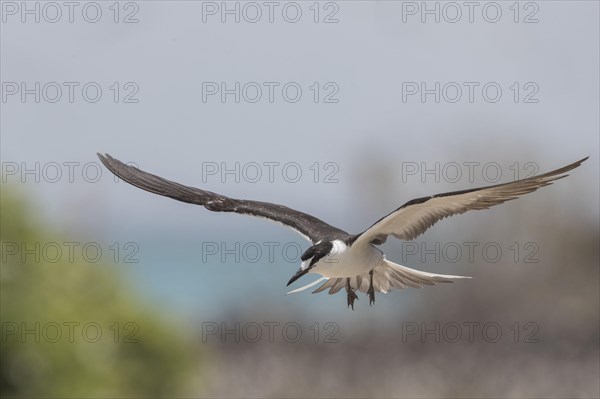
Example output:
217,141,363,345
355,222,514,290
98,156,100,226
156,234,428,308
286,240,338,286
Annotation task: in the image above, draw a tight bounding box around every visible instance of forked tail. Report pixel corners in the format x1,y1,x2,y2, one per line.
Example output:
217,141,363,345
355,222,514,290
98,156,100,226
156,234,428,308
373,259,471,293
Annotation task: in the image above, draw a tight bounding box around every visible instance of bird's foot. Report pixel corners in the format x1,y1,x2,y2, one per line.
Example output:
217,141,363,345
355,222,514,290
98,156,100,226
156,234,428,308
346,278,358,310
367,269,375,306
367,286,375,306
347,289,359,310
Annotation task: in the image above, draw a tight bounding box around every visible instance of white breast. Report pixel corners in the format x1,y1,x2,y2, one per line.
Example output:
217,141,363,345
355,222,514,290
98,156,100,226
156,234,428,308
310,239,384,278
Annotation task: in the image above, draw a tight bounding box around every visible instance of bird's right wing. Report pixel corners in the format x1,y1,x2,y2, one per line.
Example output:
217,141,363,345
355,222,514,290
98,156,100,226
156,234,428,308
98,153,348,243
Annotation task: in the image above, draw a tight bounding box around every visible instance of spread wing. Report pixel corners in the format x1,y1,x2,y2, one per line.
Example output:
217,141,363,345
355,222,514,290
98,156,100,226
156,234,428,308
353,157,588,246
98,153,348,243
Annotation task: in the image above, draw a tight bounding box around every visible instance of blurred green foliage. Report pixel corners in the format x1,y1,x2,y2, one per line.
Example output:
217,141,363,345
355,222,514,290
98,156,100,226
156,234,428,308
1,187,203,397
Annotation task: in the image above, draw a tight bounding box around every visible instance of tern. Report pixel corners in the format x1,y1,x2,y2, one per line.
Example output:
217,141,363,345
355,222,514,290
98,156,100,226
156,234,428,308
98,154,587,309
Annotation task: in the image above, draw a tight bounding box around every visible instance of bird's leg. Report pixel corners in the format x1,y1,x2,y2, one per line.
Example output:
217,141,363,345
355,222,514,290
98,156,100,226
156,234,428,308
367,269,375,306
346,278,358,310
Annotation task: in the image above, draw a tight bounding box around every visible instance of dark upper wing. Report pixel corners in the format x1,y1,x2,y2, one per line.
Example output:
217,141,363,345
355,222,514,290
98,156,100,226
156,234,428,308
353,157,588,246
98,153,348,243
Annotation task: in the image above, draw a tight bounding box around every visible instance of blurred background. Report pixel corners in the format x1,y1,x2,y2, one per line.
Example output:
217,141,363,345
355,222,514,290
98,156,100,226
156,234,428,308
1,1,598,397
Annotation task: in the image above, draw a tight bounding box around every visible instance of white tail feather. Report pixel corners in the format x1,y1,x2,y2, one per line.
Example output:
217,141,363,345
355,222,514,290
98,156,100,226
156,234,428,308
372,259,470,293
286,276,330,295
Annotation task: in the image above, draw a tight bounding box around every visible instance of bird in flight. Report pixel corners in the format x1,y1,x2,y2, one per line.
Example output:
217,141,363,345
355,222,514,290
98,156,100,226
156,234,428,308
98,154,587,309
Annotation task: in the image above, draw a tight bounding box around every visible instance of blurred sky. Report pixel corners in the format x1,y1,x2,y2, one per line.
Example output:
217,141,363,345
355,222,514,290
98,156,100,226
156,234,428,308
2,1,598,321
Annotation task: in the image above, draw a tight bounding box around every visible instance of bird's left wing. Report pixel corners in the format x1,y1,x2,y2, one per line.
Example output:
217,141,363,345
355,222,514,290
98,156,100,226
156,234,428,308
353,157,588,246
98,153,348,243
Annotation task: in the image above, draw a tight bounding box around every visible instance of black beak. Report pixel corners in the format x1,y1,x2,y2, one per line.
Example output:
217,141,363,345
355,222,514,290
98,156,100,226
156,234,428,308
286,267,309,286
